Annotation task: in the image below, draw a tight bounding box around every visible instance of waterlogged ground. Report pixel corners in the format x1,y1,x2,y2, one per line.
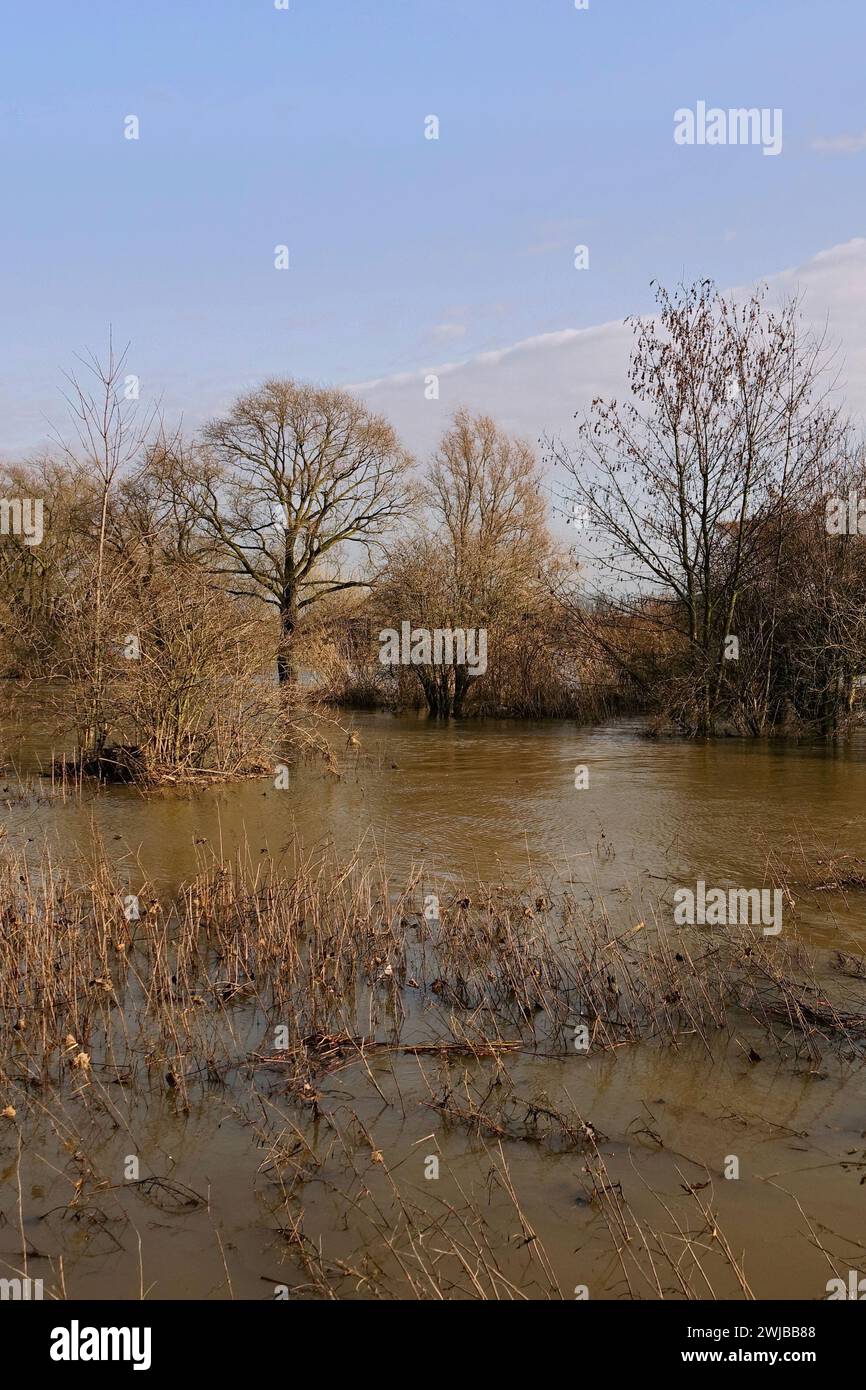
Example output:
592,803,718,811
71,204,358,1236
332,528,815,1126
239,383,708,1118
6,707,866,932
3,705,866,1300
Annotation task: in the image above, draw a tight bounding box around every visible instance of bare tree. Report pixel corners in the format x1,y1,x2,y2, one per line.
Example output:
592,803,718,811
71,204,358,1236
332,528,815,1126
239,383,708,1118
57,336,157,754
551,280,839,734
379,410,549,716
166,380,412,683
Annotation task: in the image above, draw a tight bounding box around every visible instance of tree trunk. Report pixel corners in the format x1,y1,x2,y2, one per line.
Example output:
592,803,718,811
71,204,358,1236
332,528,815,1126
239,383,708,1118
277,592,297,685
452,668,470,718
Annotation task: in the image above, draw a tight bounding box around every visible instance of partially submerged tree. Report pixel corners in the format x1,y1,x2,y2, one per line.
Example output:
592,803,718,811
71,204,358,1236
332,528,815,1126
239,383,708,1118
552,280,842,734
378,410,551,717
166,380,412,683
56,339,159,756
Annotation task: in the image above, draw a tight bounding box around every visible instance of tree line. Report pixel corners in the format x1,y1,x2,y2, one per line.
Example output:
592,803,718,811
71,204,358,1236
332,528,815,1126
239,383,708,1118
1,280,864,778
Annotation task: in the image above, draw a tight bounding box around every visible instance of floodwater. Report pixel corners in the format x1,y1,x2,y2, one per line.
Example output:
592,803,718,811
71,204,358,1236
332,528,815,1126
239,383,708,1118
3,706,866,1300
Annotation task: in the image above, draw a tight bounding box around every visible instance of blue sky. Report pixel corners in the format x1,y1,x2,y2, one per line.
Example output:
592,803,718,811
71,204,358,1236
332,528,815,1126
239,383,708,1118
1,0,864,452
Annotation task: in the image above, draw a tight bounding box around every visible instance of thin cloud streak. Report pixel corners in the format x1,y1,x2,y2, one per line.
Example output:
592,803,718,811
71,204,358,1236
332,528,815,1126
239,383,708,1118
350,239,866,460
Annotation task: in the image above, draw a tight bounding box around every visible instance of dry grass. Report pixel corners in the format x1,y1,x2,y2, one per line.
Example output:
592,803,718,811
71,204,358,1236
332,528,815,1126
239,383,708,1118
1,835,864,1298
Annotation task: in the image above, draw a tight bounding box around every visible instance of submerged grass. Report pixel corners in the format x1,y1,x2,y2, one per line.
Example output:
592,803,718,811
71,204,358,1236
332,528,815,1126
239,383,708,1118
1,835,865,1299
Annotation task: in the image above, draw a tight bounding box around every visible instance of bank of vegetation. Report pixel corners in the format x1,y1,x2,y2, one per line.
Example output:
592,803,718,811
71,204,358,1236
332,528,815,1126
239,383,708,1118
2,280,865,783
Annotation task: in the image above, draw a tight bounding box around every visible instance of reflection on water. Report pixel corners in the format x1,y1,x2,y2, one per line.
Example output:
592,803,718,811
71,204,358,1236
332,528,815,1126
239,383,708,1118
5,707,866,945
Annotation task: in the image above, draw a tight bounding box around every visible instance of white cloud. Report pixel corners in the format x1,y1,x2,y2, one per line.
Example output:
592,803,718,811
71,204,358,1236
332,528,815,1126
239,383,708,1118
4,241,864,464
430,322,467,343
351,238,866,459
810,130,866,153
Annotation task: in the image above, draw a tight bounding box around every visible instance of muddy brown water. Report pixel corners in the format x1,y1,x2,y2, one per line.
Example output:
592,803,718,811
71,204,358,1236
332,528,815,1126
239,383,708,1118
3,706,866,1300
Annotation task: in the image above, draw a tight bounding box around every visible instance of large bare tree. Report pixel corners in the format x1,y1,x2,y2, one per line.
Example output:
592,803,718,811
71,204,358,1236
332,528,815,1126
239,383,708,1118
168,380,412,683
551,280,840,734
